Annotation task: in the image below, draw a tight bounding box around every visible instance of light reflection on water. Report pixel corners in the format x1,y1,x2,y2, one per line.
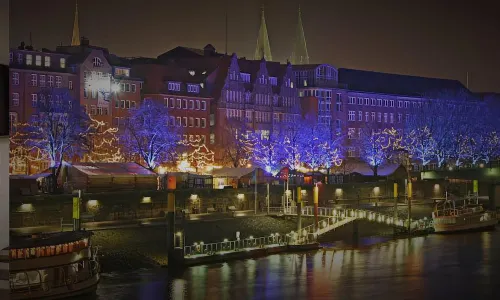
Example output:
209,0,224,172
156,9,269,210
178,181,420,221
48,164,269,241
90,231,500,300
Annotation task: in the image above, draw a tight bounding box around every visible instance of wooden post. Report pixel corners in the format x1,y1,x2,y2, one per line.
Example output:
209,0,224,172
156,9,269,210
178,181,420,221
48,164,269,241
297,187,302,236
313,185,319,231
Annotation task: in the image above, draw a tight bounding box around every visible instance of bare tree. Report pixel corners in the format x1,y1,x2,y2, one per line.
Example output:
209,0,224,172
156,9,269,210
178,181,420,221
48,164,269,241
220,119,255,168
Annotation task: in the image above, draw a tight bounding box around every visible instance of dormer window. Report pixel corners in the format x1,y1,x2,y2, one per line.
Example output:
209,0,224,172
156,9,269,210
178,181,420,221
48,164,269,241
60,58,66,68
93,57,102,67
240,73,250,83
189,70,195,76
187,84,199,93
115,67,130,77
17,53,23,64
269,77,277,86
44,56,51,67
26,54,33,65
168,82,181,91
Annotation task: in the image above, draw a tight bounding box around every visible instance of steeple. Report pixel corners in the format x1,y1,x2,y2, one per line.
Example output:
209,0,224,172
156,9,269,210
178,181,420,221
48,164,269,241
71,1,80,46
291,5,309,65
254,5,272,61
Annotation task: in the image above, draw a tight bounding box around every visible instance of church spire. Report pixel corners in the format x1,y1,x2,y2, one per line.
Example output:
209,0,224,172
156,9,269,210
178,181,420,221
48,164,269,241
291,5,309,65
71,1,80,46
254,5,272,61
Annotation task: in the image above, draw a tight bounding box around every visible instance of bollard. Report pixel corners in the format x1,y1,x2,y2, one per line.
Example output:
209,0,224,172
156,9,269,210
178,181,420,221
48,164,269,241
313,185,319,231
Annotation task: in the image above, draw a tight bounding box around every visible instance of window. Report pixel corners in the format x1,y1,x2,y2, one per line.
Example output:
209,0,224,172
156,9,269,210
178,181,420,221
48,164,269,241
364,98,369,105
48,75,54,87
365,112,369,122
371,112,375,121
26,54,33,65
60,58,66,68
398,101,403,108
348,128,356,139
195,118,200,127
183,99,188,109
383,113,388,123
177,99,181,109
406,114,410,122
115,100,119,108
44,56,51,67
336,96,342,112
169,98,174,108
378,112,382,122
371,98,376,106
55,76,62,88
398,113,402,123
384,99,389,107
210,114,215,126
183,117,187,127
132,101,136,108
93,57,102,67
201,101,206,110
348,147,356,158
131,84,136,93
168,82,181,91
90,105,96,115
126,100,131,109
97,106,103,115
358,97,363,105
176,117,181,127
9,52,12,63
168,116,175,126
390,100,395,107
12,72,19,85
201,118,206,128
348,111,355,121
31,74,37,86
201,135,206,144
69,80,73,90
390,113,394,123
9,113,18,131
121,100,125,108
12,93,19,106
35,55,42,66
125,83,130,92
210,133,215,144
377,99,382,106
189,100,194,109
404,101,409,108
139,82,143,90
17,53,23,64
348,97,355,104
31,94,38,107
187,84,200,93
358,111,363,121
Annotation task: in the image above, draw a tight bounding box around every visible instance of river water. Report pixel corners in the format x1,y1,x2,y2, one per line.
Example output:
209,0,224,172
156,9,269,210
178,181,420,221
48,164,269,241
89,230,500,300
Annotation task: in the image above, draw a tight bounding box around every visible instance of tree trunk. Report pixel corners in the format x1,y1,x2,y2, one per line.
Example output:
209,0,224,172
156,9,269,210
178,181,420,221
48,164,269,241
373,165,378,177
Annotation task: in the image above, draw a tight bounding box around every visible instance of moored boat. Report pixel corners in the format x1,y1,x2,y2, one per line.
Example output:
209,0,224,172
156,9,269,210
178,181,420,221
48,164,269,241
1,231,100,299
432,193,497,233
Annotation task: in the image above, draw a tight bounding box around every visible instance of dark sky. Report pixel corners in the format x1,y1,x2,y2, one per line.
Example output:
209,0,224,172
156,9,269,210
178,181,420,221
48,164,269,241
9,0,500,93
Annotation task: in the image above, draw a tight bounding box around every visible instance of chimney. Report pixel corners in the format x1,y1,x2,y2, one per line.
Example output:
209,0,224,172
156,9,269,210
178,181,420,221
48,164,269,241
18,42,25,50
80,36,90,46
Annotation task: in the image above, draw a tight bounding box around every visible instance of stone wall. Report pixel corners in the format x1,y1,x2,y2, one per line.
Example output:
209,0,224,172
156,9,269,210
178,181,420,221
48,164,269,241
9,179,488,228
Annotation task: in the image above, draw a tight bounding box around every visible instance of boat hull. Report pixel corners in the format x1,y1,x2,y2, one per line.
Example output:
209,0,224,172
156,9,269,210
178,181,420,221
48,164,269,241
10,273,99,300
433,219,497,234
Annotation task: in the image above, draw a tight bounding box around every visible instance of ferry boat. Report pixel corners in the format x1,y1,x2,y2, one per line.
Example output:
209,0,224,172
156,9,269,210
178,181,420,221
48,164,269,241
1,231,100,299
432,193,497,233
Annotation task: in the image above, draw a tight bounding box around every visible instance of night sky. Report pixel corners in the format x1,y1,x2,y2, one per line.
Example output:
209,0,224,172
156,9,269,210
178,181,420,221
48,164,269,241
9,0,500,93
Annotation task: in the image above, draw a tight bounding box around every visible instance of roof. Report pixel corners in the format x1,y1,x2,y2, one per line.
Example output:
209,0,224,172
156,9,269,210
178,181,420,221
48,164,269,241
8,231,93,249
350,163,402,176
292,64,327,71
338,68,469,97
211,167,258,178
71,162,157,176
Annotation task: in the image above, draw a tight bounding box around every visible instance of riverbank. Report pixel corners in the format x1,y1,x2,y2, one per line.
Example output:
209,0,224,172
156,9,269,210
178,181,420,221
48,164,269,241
93,205,435,272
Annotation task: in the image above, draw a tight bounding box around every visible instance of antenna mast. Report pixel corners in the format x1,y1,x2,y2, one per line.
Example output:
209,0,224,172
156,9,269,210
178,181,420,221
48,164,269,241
466,72,469,89
225,0,228,54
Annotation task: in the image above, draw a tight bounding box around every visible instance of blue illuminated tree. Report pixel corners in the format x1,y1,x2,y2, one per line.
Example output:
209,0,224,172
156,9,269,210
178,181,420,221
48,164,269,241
250,130,283,176
120,100,181,171
358,125,401,176
23,88,90,189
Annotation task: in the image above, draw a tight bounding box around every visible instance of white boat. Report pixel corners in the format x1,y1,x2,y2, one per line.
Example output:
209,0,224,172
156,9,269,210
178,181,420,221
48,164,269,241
2,231,100,299
432,193,497,233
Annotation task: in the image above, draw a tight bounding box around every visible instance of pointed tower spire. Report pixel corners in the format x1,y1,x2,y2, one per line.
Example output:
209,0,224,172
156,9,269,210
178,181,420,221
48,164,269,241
254,5,272,61
71,1,80,46
291,5,309,65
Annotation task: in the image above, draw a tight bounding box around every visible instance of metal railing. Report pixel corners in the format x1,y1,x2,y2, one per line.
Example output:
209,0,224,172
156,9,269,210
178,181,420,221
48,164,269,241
184,234,291,257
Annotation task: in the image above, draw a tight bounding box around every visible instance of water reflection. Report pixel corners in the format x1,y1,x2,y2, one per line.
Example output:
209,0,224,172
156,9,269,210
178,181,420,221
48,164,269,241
93,231,500,300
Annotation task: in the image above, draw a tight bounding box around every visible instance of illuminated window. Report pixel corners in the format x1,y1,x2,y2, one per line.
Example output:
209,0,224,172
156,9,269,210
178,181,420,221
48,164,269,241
48,75,54,87
365,112,369,122
378,112,382,122
201,118,206,128
358,111,363,121
303,79,307,87
60,58,66,68
55,76,62,88
26,54,33,65
35,55,42,66
189,117,194,127
93,57,102,67
30,74,37,86
31,94,38,107
12,72,19,85
195,118,200,127
189,100,194,109
210,133,215,144
44,56,51,67
11,93,19,106
348,111,355,121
